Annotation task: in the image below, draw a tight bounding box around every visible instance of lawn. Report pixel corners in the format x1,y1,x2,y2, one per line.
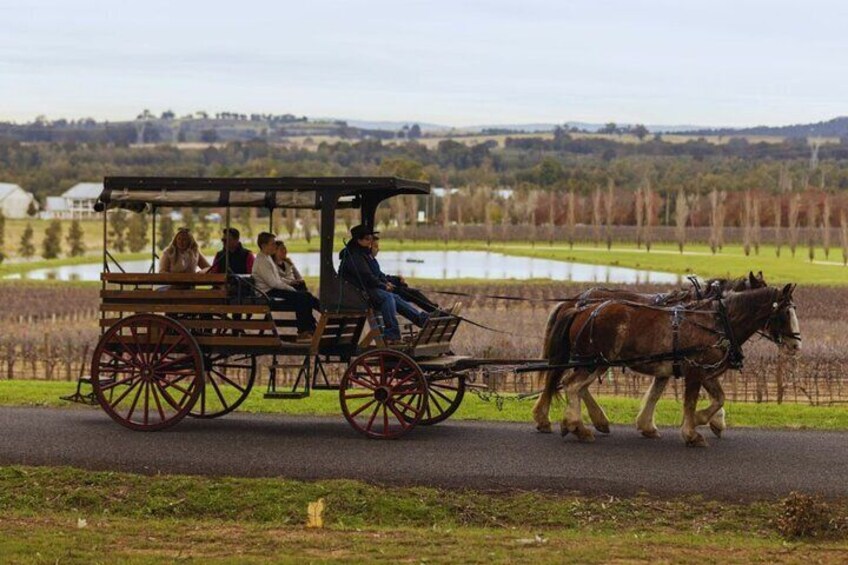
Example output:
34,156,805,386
0,465,846,563
3,381,848,431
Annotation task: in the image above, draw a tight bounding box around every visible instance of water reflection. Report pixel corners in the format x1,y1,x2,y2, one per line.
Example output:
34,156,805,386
7,251,681,285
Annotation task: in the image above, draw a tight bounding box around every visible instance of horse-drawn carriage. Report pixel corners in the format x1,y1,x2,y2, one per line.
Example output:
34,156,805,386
70,176,505,439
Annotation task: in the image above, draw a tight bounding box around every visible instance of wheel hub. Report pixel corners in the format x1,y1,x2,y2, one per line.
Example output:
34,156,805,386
374,387,390,403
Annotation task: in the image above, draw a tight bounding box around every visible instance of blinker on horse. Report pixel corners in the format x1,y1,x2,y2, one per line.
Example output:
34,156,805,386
532,284,800,447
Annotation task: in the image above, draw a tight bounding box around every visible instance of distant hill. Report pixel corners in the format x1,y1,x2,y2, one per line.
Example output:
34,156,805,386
683,116,848,139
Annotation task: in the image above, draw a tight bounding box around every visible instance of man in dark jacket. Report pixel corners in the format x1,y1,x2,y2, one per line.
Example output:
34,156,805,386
339,225,427,343
210,227,255,274
367,237,441,313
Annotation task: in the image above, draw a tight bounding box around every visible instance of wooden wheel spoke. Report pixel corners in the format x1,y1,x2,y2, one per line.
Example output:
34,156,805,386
109,377,142,408
382,404,389,434
365,403,381,432
209,368,247,393
392,396,421,414
125,380,145,422
387,401,412,429
430,387,456,406
142,382,150,425
153,379,182,411
343,392,375,400
97,373,138,390
428,391,446,415
347,375,377,390
349,398,378,418
360,363,380,385
150,381,167,422
156,354,196,371
207,373,229,409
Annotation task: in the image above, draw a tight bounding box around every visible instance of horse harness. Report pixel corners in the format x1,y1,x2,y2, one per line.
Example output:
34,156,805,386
565,296,745,377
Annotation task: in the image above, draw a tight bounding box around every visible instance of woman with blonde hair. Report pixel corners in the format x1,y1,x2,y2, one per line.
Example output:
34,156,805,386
159,228,211,273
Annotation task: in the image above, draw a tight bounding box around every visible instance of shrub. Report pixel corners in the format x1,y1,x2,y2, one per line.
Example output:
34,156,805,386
776,492,846,540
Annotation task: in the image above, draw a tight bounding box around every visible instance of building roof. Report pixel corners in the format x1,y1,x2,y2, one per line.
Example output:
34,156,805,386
63,182,104,200
0,182,24,201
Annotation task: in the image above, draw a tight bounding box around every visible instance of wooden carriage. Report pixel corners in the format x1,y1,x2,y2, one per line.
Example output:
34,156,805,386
76,176,469,438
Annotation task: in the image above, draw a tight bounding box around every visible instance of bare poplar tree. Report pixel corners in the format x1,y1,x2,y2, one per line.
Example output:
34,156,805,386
753,194,761,255
528,189,539,247
807,199,818,263
566,189,576,250
840,208,848,266
408,195,419,242
635,185,645,249
822,193,832,259
773,195,782,257
483,190,494,247
643,179,655,252
708,189,726,254
442,188,451,246
548,189,557,246
675,187,689,253
743,191,753,256
393,196,407,243
301,210,313,244
284,208,297,239
604,178,615,250
788,193,801,258
501,193,512,243
591,186,602,247
455,189,464,241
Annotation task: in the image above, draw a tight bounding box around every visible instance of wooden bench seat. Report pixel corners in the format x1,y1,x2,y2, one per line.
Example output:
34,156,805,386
102,273,226,285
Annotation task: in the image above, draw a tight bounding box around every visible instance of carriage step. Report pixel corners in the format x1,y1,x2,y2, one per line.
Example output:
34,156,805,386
311,384,340,391
264,391,311,399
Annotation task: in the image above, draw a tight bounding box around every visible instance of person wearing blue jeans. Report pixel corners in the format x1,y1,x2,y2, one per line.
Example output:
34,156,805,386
374,288,429,340
339,225,429,344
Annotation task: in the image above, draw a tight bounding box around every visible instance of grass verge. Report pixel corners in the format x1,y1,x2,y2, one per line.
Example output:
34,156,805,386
0,465,846,564
3,380,847,431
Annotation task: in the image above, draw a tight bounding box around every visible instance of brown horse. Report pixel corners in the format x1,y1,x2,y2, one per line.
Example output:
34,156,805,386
534,271,767,438
532,284,800,446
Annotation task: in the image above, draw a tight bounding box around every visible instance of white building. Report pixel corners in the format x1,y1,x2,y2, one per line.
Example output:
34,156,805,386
0,183,37,219
44,182,102,219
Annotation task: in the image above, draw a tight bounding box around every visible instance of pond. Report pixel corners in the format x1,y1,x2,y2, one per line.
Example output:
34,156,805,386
6,250,680,284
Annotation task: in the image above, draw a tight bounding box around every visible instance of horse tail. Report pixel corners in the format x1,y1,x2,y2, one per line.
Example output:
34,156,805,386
541,303,580,400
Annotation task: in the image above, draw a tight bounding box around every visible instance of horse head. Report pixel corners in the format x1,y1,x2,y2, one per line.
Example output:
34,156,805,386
763,283,801,354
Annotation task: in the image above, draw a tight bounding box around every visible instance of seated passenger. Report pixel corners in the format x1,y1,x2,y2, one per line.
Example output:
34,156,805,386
273,238,320,312
159,228,210,273
210,227,255,275
368,237,443,314
339,225,428,345
252,232,317,341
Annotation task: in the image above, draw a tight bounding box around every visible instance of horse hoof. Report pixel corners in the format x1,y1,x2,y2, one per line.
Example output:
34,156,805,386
640,429,661,439
685,435,708,448
709,423,723,438
536,423,552,434
577,430,596,443
595,423,611,434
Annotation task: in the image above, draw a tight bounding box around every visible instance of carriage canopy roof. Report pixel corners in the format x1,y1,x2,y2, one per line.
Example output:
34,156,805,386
96,176,431,212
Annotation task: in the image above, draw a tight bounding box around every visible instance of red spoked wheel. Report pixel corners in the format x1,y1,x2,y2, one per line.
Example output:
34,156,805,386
340,349,428,439
415,372,466,426
190,353,256,419
91,314,203,431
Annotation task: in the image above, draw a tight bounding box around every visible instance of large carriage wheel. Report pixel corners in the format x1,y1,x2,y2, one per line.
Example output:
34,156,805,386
190,353,256,418
91,314,203,431
415,372,466,426
340,349,428,439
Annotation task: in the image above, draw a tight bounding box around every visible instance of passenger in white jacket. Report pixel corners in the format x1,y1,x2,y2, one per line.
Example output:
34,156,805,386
252,232,317,340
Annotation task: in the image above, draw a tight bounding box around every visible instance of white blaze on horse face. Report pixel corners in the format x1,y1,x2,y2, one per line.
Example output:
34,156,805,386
786,307,801,352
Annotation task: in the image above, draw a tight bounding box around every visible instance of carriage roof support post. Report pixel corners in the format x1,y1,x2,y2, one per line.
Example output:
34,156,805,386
102,208,108,273
150,207,157,274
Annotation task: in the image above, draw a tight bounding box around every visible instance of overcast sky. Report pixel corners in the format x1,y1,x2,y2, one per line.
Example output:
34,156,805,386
2,0,847,127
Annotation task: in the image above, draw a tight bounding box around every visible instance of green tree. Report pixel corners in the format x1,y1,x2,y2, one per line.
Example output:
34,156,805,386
26,200,38,217
42,220,62,259
110,210,129,252
182,208,196,232
158,214,174,251
632,124,649,141
66,219,86,257
19,223,35,258
127,212,149,252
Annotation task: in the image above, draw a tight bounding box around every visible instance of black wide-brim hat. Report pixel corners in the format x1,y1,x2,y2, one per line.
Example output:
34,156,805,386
350,224,380,240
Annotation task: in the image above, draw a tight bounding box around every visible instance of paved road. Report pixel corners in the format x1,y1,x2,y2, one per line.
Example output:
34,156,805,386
1,406,845,500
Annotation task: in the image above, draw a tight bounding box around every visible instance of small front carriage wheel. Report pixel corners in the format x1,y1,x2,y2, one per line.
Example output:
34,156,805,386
92,314,203,431
340,349,428,439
